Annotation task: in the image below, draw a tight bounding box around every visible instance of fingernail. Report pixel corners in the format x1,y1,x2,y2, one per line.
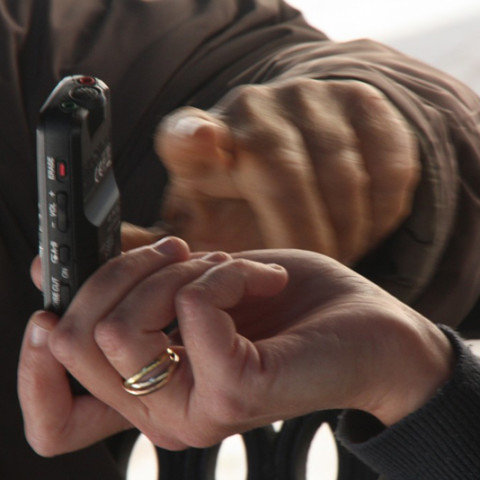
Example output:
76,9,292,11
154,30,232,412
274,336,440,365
172,116,206,136
267,263,286,272
201,251,230,262
152,236,181,256
30,323,50,347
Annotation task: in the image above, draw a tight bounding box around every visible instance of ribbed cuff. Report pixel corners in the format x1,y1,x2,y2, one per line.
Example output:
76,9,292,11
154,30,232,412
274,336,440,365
336,325,480,479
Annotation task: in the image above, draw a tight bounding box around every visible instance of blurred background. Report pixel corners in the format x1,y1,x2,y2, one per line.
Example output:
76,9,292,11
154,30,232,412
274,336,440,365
288,0,480,40
288,0,480,94
128,1,480,478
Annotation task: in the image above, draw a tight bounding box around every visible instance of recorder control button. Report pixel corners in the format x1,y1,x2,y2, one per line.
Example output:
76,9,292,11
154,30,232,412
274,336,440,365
60,284,71,306
59,245,70,265
56,193,68,232
56,160,67,180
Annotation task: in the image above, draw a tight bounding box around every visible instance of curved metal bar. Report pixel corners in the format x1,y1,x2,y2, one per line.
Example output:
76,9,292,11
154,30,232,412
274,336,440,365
275,411,340,479
110,413,379,479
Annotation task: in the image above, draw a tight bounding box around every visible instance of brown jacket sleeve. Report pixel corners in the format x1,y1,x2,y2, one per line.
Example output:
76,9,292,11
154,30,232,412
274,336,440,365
244,39,480,327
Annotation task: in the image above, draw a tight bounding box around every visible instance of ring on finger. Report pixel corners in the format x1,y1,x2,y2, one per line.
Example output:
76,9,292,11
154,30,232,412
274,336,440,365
123,348,180,396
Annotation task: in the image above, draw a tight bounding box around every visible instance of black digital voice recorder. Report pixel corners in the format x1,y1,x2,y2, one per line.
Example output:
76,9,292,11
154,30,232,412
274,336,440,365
37,75,121,316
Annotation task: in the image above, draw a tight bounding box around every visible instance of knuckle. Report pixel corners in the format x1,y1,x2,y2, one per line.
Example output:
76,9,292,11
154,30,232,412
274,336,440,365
49,324,79,366
339,84,421,183
330,79,385,105
346,83,410,142
276,77,321,108
102,253,145,283
227,258,249,273
176,281,209,309
94,317,128,356
347,80,383,99
176,261,244,310
278,82,357,154
276,79,326,134
220,85,296,151
220,84,267,114
353,91,392,125
284,76,318,92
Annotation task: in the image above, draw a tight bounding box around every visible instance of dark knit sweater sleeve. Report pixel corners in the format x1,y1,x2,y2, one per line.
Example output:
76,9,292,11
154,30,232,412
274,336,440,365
336,326,480,479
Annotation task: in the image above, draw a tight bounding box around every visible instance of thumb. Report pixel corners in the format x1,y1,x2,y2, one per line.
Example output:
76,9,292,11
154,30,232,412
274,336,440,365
154,107,239,198
18,312,132,456
18,312,73,453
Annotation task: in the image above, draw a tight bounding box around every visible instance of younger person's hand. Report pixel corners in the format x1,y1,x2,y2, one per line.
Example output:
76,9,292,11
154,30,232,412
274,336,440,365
19,237,453,456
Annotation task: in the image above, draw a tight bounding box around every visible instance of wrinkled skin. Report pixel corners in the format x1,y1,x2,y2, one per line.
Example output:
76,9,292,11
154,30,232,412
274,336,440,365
154,78,420,264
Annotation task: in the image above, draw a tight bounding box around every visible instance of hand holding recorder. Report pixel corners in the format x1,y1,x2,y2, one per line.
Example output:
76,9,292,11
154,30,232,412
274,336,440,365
19,237,454,455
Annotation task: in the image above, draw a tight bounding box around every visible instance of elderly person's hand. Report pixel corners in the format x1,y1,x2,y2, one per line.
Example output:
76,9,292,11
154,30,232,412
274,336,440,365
18,237,452,456
155,78,420,264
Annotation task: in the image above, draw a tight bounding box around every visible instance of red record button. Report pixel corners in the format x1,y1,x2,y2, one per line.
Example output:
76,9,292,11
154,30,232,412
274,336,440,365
78,76,96,85
56,161,67,179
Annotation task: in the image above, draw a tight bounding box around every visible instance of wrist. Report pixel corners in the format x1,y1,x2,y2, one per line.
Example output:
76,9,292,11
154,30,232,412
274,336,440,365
366,320,456,427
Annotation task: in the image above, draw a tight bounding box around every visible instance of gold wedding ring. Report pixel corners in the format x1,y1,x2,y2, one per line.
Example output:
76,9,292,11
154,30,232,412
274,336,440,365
123,348,180,396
